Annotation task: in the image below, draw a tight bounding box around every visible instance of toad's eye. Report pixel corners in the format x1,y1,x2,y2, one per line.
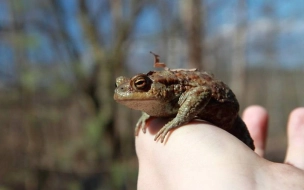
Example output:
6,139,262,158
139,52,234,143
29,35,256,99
131,75,152,91
135,78,146,88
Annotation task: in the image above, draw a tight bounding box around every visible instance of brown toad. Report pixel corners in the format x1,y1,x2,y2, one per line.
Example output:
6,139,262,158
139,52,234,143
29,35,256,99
113,56,255,150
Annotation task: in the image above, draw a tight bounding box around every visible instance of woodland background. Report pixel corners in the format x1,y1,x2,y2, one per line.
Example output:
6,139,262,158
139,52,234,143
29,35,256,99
1,0,304,189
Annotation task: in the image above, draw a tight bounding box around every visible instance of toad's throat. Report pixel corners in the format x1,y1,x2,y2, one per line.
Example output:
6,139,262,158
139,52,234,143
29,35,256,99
117,99,178,117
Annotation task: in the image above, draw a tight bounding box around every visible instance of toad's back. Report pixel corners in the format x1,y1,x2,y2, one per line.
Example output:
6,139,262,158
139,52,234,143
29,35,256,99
147,70,239,105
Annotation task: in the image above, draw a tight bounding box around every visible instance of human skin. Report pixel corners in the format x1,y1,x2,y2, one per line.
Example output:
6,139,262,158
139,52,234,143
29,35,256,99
136,106,304,190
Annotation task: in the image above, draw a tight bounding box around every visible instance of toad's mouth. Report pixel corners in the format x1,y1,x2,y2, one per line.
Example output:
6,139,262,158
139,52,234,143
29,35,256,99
115,98,158,101
113,92,160,102
114,97,177,116
114,94,159,102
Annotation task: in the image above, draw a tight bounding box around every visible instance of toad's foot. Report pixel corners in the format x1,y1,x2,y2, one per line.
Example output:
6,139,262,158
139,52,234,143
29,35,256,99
135,112,151,136
154,125,174,143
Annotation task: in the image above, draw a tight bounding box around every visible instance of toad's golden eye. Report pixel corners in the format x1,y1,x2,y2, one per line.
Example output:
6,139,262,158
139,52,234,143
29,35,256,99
135,78,146,88
131,75,152,91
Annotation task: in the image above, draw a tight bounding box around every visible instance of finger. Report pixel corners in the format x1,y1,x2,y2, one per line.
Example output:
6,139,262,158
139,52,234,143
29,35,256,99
242,105,268,157
284,108,304,170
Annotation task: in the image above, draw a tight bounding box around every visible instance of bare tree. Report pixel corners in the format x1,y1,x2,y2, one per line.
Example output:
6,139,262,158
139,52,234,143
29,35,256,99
0,0,152,189
230,0,248,103
180,0,204,69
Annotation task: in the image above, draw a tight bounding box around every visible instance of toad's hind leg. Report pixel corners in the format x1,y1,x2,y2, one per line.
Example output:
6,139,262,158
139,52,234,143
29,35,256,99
154,86,212,143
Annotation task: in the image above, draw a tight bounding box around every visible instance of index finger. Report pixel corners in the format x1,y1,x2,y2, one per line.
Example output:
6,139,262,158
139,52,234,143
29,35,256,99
242,105,268,157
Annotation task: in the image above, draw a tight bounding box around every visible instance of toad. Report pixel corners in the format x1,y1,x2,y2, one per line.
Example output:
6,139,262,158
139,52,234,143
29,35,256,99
114,53,254,150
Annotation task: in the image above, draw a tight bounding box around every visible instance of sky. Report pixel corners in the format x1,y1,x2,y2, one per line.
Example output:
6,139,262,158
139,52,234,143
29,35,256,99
0,0,304,80
131,0,304,69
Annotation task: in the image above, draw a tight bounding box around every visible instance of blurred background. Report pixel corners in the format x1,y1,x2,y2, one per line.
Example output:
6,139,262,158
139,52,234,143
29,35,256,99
0,0,304,189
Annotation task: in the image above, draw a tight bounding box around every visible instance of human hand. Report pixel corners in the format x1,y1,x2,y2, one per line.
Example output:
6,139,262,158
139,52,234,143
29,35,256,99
135,106,304,190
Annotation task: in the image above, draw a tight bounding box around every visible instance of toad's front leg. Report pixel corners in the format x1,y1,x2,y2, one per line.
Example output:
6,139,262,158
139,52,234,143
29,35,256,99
154,86,212,143
135,112,151,135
